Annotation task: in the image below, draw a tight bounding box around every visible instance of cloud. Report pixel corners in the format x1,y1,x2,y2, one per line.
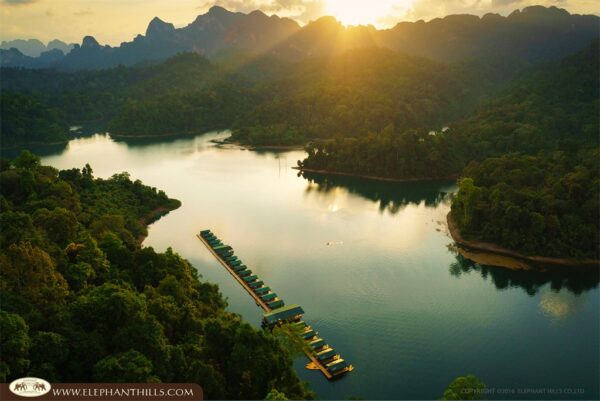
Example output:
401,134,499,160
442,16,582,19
3,0,38,5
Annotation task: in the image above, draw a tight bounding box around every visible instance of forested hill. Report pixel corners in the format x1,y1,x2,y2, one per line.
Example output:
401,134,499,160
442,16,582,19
0,47,520,146
299,40,599,260
228,47,521,145
448,42,599,260
0,53,224,146
0,92,69,149
300,40,599,180
0,152,313,399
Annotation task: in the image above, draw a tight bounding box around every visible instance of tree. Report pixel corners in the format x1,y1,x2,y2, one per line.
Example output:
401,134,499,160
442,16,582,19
29,331,69,381
0,157,313,399
0,311,30,382
0,211,41,248
33,207,79,247
0,242,69,311
442,375,486,400
12,150,41,170
265,389,288,400
93,350,158,382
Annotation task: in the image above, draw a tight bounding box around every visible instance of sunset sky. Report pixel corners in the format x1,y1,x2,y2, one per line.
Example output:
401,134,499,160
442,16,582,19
1,0,598,46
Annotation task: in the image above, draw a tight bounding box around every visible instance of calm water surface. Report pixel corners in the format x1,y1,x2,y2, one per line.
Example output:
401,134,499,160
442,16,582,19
31,131,599,400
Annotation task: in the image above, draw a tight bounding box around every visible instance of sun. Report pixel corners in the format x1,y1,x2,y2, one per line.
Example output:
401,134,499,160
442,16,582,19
324,0,412,27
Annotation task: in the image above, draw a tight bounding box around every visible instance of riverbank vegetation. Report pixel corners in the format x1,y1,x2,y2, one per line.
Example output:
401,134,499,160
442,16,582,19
441,375,486,400
451,150,599,259
1,48,518,146
1,36,597,262
300,40,598,180
229,48,518,146
0,92,69,148
300,41,598,259
0,151,313,399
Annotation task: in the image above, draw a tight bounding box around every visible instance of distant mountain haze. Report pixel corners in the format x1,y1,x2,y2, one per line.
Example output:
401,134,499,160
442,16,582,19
0,38,74,57
1,5,598,70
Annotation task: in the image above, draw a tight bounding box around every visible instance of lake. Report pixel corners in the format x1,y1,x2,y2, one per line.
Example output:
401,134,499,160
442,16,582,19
26,131,599,400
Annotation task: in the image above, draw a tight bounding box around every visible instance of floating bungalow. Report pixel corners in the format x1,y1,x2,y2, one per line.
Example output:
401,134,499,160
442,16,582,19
261,292,278,302
197,229,353,380
238,269,252,277
249,280,264,289
267,299,285,309
254,286,271,295
309,338,326,350
316,348,336,362
302,329,316,340
262,304,305,326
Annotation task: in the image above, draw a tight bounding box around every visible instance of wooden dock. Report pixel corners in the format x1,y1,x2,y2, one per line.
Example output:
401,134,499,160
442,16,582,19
197,234,271,312
304,347,334,379
196,230,353,380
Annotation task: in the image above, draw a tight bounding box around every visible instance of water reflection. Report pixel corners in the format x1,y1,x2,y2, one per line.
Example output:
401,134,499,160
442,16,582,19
1,142,69,159
449,254,599,295
539,290,585,319
0,125,106,159
111,132,220,148
22,131,598,399
300,171,455,215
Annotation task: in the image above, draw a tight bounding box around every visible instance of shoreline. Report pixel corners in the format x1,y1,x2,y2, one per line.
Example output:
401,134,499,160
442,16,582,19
110,130,215,139
446,212,599,269
214,138,304,151
247,144,304,150
294,167,458,183
137,206,178,244
0,139,70,151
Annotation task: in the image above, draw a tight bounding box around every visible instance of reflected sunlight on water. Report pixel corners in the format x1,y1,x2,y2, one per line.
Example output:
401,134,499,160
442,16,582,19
34,130,599,400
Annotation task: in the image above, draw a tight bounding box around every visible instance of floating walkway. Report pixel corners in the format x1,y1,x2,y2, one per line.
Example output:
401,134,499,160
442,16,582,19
197,230,353,380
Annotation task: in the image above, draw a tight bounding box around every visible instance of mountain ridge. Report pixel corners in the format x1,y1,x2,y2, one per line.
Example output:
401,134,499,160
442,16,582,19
0,38,74,57
1,5,598,70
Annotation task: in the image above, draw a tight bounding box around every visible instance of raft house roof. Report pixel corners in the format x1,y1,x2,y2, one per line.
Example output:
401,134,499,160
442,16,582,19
243,275,258,282
262,304,304,326
316,348,336,361
213,245,232,253
268,299,285,309
249,280,264,289
261,292,278,302
254,286,270,295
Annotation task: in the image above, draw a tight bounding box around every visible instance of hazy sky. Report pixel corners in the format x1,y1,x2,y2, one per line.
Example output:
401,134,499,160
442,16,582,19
1,0,597,46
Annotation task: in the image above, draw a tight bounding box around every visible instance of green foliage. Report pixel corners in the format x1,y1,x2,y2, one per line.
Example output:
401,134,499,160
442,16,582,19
108,82,251,137
0,153,312,399
231,48,515,146
451,150,599,259
29,331,69,381
0,53,218,127
0,92,69,148
94,350,158,383
0,242,69,312
301,41,598,180
300,127,463,179
441,374,486,400
0,311,30,382
300,41,599,259
2,47,516,143
265,389,288,400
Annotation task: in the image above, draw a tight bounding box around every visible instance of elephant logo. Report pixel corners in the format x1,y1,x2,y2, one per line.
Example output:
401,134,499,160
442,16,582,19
9,377,51,397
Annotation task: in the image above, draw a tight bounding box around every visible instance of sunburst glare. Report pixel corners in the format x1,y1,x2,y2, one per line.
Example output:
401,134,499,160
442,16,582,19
324,0,413,26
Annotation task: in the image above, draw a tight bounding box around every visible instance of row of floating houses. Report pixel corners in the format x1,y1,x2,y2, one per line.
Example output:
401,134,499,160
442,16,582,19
198,229,353,380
